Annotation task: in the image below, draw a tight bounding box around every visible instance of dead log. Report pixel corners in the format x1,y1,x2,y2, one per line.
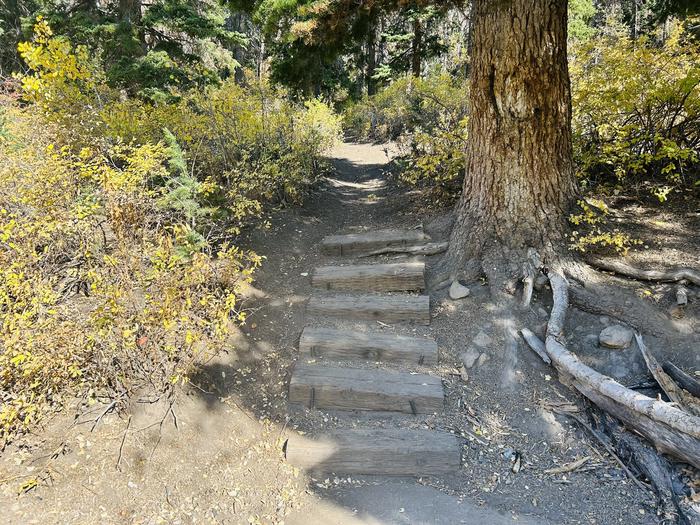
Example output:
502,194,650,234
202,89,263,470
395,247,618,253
663,362,700,399
636,333,700,417
544,271,700,469
587,258,700,286
519,328,551,365
603,415,694,525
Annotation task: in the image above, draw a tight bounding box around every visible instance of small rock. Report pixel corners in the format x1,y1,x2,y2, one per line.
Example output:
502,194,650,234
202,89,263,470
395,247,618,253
534,274,549,291
449,280,471,300
676,287,688,306
300,272,309,277
459,365,469,382
460,347,481,369
477,353,490,366
473,331,492,348
599,316,611,325
599,324,634,349
537,307,548,319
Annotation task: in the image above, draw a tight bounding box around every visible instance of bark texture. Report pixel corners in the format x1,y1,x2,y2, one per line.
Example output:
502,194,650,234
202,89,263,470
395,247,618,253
444,0,576,281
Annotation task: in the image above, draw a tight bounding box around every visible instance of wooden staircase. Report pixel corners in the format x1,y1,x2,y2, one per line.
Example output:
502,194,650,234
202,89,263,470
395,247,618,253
285,229,462,476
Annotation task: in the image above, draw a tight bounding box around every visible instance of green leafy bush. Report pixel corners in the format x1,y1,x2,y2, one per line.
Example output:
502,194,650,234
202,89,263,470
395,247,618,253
343,72,468,200
0,20,340,441
571,25,700,199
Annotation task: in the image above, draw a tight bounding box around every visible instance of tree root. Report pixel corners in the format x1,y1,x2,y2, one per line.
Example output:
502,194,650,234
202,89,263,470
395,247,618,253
563,262,674,337
519,328,551,365
663,362,700,398
587,258,700,287
636,333,700,417
524,269,700,523
543,270,700,469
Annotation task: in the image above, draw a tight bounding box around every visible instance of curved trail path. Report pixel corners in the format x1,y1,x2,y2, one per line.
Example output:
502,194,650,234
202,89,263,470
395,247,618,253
3,142,652,524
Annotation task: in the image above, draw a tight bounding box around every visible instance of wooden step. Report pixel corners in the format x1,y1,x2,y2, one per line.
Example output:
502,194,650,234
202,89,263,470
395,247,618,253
285,428,461,475
321,229,430,257
307,294,430,325
312,262,425,292
299,326,438,365
289,364,444,413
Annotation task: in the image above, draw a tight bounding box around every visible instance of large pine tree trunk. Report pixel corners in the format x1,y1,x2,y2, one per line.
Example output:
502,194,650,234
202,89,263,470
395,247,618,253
442,0,576,286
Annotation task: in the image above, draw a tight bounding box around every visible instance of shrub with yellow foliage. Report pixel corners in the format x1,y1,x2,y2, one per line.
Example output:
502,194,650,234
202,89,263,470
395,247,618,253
0,19,340,441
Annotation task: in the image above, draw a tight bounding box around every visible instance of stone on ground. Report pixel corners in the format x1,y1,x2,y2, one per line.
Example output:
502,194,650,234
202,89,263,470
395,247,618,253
476,353,490,366
473,331,492,348
599,324,634,349
449,280,470,300
460,347,481,369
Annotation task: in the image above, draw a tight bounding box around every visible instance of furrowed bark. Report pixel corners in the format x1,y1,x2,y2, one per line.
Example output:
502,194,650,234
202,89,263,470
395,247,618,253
442,0,576,277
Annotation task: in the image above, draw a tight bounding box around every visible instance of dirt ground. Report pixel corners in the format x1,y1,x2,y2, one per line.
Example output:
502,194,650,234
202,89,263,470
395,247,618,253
1,142,698,524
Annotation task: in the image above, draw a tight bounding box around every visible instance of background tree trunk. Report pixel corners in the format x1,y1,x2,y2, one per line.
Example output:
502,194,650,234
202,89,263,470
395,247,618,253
367,15,378,96
411,17,422,77
442,0,576,283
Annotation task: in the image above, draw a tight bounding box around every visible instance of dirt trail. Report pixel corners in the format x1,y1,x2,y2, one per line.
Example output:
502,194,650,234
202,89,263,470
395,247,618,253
1,142,680,524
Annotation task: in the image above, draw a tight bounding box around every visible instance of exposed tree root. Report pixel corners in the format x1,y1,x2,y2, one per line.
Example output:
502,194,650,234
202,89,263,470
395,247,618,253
563,262,674,337
587,258,700,287
519,328,551,365
543,270,700,469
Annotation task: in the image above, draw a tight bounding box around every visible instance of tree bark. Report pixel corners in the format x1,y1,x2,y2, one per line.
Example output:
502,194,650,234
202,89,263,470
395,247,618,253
411,16,422,78
366,12,378,96
119,0,145,51
442,0,576,284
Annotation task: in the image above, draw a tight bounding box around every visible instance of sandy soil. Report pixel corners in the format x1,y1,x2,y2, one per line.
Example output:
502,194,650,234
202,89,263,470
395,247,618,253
1,141,698,524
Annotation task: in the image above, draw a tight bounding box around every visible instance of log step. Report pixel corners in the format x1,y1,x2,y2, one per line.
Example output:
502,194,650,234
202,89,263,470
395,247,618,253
289,363,444,414
312,262,425,292
321,229,431,257
307,294,430,325
285,428,461,476
299,326,437,365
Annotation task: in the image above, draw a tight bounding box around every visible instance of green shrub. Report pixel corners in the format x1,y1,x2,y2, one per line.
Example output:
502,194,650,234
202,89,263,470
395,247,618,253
0,20,340,441
343,72,468,200
571,25,700,200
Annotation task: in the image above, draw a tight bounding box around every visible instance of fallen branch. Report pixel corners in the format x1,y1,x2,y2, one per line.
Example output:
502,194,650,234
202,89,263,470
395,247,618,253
358,241,449,257
544,271,700,469
587,258,700,286
544,456,592,475
636,333,700,417
115,415,131,471
663,362,700,398
519,328,551,365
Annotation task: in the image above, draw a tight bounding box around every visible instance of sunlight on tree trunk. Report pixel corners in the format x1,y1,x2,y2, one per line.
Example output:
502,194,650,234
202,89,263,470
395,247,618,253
442,0,577,287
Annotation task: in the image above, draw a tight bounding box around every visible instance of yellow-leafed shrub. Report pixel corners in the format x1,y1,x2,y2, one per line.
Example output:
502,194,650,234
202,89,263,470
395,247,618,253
570,22,700,199
0,19,339,440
